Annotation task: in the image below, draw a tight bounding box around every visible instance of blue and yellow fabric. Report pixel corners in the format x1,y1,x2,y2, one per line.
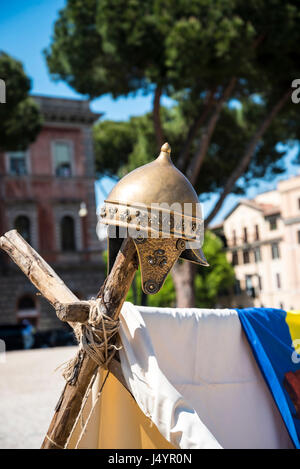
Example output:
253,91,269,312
236,308,300,449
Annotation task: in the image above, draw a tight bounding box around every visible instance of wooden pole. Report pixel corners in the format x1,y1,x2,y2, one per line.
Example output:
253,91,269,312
0,230,138,449
0,230,78,307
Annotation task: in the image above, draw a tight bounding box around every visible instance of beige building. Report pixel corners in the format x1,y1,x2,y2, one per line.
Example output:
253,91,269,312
218,175,300,310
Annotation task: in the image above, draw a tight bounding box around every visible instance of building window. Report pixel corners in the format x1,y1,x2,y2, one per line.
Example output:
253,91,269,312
243,250,250,264
232,230,237,246
258,275,263,291
53,141,72,177
7,151,28,175
255,225,260,241
276,273,281,289
297,230,300,244
269,216,277,231
271,243,280,259
246,275,255,298
298,198,300,210
61,215,76,251
232,252,239,266
254,247,262,263
16,294,38,328
243,227,248,243
234,279,241,295
14,215,31,243
220,234,228,248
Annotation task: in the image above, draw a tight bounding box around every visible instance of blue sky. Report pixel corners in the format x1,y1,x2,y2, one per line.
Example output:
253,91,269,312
1,1,299,224
0,0,162,120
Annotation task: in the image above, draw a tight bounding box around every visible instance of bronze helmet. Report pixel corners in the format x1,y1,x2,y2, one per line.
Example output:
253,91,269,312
99,143,208,294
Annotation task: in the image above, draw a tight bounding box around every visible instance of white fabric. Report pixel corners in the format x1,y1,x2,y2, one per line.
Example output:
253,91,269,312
119,302,221,449
119,303,293,449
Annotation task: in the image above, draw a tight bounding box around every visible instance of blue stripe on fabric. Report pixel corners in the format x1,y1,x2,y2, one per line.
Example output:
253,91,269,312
236,308,300,449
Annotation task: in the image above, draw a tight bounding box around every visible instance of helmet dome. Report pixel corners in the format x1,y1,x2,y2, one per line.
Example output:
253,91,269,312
100,143,208,294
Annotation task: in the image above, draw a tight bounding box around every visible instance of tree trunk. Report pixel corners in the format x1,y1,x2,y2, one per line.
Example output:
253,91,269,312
172,262,197,308
131,274,138,304
186,77,237,185
176,89,216,172
205,88,291,226
172,82,236,308
153,84,164,149
141,290,148,306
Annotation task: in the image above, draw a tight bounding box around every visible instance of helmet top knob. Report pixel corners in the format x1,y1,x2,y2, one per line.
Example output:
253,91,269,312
157,142,172,163
161,142,171,153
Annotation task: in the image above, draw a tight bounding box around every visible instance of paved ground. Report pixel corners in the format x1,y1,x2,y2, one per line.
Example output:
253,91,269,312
0,346,77,449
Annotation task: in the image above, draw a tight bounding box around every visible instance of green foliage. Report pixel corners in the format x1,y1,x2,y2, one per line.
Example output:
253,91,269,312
93,120,135,177
45,0,162,97
46,1,300,97
195,231,235,308
0,52,42,151
93,107,185,176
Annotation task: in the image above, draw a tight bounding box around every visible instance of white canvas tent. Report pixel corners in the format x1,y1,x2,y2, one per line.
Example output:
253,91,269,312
67,303,293,449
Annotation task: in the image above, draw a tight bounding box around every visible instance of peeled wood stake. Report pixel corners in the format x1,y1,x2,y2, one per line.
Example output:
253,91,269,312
0,230,138,449
0,230,78,306
56,301,91,323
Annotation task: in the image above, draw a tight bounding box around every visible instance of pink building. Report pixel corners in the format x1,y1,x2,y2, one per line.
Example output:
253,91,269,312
0,96,104,332
219,175,300,310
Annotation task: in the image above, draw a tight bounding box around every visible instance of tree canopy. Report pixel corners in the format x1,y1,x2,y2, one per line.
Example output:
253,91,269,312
93,104,292,203
0,52,42,151
46,0,300,224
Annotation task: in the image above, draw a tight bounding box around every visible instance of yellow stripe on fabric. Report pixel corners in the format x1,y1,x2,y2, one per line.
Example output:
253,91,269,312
286,310,300,353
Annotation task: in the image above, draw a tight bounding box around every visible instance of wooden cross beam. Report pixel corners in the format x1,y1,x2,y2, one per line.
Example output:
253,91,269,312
0,230,138,449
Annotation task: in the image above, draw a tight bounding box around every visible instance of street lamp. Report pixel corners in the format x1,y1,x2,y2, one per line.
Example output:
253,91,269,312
79,202,88,217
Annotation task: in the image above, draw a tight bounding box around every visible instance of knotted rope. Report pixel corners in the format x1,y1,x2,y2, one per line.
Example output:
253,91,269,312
63,299,121,385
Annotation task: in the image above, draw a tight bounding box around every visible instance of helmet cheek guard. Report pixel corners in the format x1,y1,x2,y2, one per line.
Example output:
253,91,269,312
100,143,209,295
133,237,186,295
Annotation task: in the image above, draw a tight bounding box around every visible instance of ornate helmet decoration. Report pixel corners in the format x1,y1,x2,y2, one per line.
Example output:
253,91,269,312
99,143,208,295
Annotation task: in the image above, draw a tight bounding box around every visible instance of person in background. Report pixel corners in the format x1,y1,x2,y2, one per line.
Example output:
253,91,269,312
21,319,34,350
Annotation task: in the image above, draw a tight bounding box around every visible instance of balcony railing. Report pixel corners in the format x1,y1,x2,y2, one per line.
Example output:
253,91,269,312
226,235,282,249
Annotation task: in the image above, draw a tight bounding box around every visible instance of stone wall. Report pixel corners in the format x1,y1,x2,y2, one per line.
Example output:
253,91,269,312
0,262,105,331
